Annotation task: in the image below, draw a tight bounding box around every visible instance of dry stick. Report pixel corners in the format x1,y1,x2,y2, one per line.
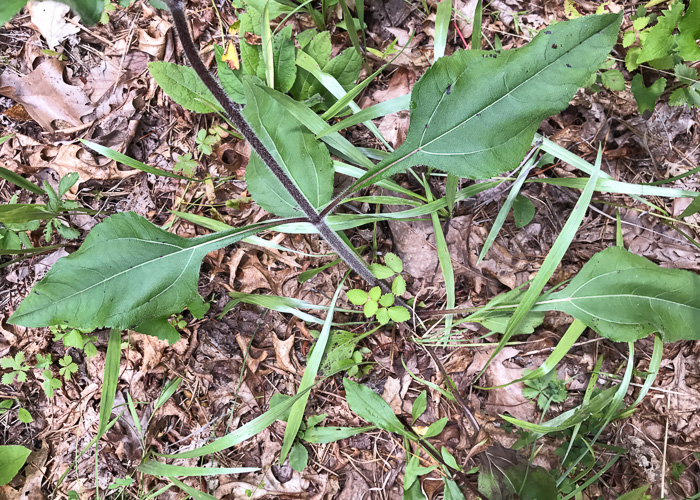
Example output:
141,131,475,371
165,0,389,294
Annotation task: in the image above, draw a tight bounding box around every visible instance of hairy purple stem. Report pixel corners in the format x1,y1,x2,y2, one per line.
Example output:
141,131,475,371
165,0,389,292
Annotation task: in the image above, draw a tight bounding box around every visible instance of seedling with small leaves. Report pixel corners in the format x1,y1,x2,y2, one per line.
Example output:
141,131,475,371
0,352,29,384
58,355,79,382
50,325,98,358
0,399,33,423
522,369,568,411
173,152,198,177
347,253,410,325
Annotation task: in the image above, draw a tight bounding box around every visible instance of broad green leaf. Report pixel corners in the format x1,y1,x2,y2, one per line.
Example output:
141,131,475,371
617,485,651,500
343,378,411,437
289,442,308,471
535,246,700,342
348,13,621,192
347,289,368,305
18,408,33,423
60,0,105,25
10,212,272,343
512,194,535,228
0,445,31,485
242,79,333,217
422,416,447,438
630,74,666,115
600,69,625,91
291,31,332,100
214,45,245,104
384,252,403,273
676,0,700,61
239,9,263,76
392,275,406,296
388,306,410,322
479,443,558,500
638,1,684,64
148,62,222,114
272,26,297,93
0,0,27,25
368,263,394,279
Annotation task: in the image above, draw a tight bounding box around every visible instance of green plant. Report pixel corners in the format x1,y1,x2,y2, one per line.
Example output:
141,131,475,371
0,399,33,423
622,0,700,112
0,352,29,384
346,252,409,325
522,369,568,411
6,0,700,496
50,325,98,358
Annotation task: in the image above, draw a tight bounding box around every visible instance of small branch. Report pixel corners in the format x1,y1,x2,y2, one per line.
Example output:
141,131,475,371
165,0,391,293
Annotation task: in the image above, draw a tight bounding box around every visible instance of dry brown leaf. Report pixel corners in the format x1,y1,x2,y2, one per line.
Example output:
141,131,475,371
28,1,80,49
0,59,95,131
272,332,296,374
27,144,139,186
467,347,534,421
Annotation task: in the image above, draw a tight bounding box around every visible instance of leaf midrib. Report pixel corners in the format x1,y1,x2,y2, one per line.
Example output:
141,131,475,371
15,231,244,316
417,24,611,153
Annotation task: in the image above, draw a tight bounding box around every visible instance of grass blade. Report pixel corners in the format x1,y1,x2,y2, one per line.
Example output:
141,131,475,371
295,50,389,149
477,149,538,264
434,0,452,60
98,328,121,436
318,94,410,138
139,461,258,476
472,0,483,50
431,210,455,340
261,1,275,88
280,273,348,462
0,166,44,195
476,147,603,381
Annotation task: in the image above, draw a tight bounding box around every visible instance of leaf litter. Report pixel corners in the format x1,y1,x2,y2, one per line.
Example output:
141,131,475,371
1,0,700,498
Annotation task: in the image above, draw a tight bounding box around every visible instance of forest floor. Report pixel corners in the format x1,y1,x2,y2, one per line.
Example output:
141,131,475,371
1,0,700,498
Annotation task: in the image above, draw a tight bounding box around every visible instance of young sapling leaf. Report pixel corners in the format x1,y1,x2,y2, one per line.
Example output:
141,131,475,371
368,263,394,280
384,253,403,273
376,308,389,325
346,289,367,306
412,390,427,423
388,306,410,323
368,286,381,302
379,293,395,307
392,275,406,296
364,300,378,318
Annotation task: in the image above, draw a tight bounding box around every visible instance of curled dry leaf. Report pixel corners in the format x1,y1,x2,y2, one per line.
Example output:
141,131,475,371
28,1,80,50
0,58,95,131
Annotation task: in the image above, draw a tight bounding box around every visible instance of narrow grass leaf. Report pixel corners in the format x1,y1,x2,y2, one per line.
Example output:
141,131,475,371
344,378,412,437
280,274,348,463
261,2,274,88
154,378,181,411
97,328,121,437
445,173,458,217
169,477,216,500
258,85,374,168
472,0,483,50
477,149,602,380
159,384,315,459
431,211,455,339
434,0,452,60
82,141,199,181
295,50,389,148
0,166,44,195
303,425,376,443
477,154,537,264
338,0,365,72
138,461,258,476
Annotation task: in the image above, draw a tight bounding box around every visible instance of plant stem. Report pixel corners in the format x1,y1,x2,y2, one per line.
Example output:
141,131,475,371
165,0,388,293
